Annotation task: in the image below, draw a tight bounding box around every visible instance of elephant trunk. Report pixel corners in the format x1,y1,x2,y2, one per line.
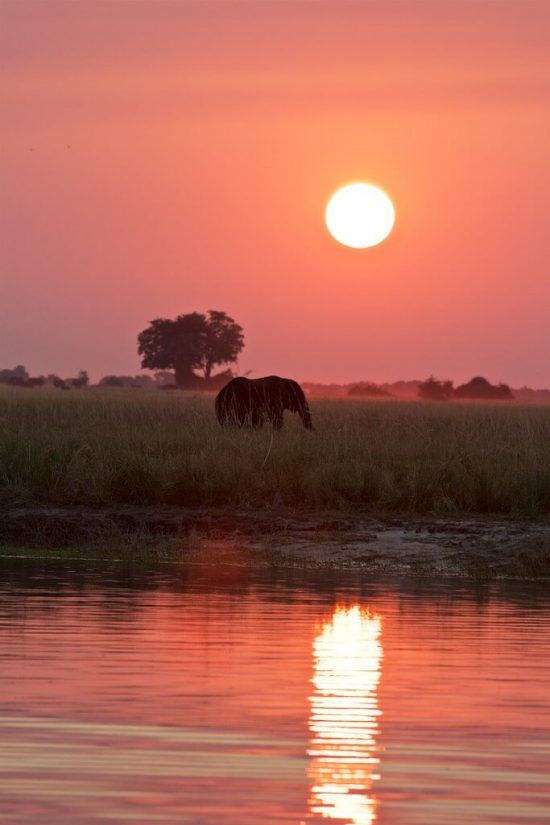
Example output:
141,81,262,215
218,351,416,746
300,405,314,430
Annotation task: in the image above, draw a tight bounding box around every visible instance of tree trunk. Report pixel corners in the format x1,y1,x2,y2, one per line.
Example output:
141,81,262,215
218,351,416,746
174,362,199,389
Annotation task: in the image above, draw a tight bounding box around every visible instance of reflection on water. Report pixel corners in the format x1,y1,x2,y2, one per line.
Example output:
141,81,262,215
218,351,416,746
1,559,550,824
308,607,382,824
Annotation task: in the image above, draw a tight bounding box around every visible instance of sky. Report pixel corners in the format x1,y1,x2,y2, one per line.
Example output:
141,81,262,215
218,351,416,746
2,0,550,385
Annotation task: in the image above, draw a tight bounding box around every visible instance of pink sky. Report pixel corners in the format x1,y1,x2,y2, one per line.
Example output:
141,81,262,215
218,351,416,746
2,1,550,385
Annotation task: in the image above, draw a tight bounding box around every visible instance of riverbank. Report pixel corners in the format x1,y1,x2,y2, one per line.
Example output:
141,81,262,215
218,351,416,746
3,389,550,578
2,505,550,580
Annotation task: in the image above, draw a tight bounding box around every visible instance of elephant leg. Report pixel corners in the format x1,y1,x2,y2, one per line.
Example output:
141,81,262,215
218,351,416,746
251,409,264,428
235,406,248,427
271,410,283,430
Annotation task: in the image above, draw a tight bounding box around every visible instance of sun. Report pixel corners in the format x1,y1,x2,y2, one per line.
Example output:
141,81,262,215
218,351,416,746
325,182,395,249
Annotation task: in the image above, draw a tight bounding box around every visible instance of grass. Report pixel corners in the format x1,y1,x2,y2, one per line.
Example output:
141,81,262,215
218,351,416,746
2,386,550,517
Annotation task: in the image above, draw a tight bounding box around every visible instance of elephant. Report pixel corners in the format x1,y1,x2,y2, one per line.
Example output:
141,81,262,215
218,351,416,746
215,375,314,430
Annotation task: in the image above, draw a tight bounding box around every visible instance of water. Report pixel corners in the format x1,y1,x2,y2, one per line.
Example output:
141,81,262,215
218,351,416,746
0,558,549,824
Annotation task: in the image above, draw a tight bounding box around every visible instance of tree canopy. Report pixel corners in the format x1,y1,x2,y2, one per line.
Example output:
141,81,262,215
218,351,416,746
137,311,244,388
348,382,393,398
418,376,454,401
418,375,514,401
454,376,514,400
0,365,28,385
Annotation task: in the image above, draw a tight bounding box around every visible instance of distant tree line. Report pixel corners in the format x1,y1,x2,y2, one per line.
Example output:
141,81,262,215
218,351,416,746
0,366,89,390
0,310,519,404
97,374,152,388
0,310,245,393
0,365,234,392
348,382,393,398
418,375,514,401
97,370,233,390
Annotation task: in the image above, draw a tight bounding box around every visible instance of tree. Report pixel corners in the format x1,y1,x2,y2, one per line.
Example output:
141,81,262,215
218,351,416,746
154,370,176,387
201,310,244,380
0,365,29,385
138,313,204,389
418,376,454,401
348,382,392,398
48,375,67,389
99,375,124,387
71,370,89,389
137,311,244,389
454,376,514,400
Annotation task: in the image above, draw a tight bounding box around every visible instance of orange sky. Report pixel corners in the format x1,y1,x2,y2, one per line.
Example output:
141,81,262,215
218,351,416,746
2,1,550,384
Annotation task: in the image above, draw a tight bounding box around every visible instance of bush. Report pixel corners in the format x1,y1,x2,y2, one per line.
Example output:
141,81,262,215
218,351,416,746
455,376,514,400
418,377,454,401
348,382,392,398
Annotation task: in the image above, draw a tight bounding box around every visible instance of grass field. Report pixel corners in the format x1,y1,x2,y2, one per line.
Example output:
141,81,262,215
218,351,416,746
2,386,550,516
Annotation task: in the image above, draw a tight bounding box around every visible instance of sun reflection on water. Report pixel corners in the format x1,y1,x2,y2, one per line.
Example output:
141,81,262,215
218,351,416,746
307,606,383,825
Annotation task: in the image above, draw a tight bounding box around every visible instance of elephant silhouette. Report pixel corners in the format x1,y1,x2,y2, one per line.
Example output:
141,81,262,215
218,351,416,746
215,376,313,430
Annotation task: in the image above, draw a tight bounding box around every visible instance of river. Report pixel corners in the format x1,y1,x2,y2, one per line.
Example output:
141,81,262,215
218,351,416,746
0,558,549,823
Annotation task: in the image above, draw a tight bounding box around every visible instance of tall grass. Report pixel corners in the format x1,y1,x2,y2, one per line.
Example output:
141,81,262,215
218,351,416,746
2,387,550,515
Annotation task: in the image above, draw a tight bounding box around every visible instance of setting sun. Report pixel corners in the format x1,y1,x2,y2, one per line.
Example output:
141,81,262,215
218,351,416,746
325,183,395,249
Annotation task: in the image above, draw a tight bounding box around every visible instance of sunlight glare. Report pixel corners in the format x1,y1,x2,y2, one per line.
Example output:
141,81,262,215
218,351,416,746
307,605,383,824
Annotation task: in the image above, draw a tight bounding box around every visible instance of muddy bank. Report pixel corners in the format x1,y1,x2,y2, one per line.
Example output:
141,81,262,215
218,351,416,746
1,505,550,579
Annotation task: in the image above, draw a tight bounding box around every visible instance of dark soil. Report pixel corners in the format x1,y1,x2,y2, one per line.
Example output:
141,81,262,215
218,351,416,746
1,505,550,580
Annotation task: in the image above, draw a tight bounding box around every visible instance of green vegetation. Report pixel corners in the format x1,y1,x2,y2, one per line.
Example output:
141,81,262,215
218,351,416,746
2,386,550,516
